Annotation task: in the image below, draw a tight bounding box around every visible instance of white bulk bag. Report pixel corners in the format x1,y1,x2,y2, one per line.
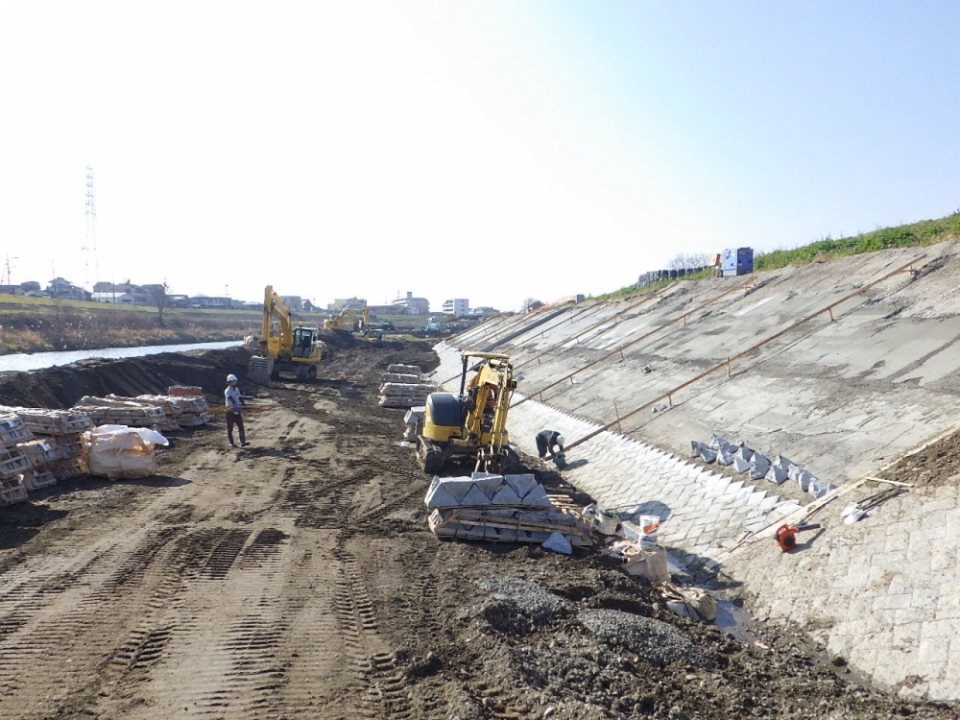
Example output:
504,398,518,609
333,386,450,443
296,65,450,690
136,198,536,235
86,424,169,480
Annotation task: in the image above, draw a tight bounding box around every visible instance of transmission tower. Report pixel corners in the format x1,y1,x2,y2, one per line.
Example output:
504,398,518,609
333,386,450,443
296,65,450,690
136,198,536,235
82,166,99,291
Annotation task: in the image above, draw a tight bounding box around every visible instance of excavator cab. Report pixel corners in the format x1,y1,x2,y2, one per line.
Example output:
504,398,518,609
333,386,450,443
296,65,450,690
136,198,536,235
291,326,316,359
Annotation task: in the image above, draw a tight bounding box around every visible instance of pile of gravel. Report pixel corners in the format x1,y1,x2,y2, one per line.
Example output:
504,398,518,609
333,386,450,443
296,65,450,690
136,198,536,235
476,577,576,626
578,608,711,669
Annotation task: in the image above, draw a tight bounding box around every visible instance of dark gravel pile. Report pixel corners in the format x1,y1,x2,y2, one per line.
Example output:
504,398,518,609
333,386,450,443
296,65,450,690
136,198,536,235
579,608,711,669
477,577,576,628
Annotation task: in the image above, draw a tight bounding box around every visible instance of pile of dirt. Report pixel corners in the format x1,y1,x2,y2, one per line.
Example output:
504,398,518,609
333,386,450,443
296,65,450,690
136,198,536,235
0,338,955,720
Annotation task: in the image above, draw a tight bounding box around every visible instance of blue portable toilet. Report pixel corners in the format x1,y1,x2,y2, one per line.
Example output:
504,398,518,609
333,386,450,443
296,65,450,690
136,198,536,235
721,247,753,276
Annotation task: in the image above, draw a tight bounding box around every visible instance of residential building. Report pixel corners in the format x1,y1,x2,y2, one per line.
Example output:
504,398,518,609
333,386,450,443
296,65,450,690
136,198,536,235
190,295,231,309
328,297,367,312
390,291,429,315
442,298,470,317
46,277,90,301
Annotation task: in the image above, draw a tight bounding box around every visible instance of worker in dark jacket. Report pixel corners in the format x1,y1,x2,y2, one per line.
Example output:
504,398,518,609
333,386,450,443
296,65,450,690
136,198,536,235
536,430,565,459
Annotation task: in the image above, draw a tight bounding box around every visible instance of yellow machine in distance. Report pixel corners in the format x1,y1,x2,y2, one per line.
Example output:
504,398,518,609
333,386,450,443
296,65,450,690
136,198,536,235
417,350,520,475
247,285,324,382
324,306,369,333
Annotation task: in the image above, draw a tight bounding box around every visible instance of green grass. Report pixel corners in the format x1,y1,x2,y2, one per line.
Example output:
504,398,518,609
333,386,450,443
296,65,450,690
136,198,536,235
590,210,960,300
753,211,960,271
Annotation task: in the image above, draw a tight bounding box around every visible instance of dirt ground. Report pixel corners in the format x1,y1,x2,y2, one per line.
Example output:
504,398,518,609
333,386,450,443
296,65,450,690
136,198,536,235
0,337,956,720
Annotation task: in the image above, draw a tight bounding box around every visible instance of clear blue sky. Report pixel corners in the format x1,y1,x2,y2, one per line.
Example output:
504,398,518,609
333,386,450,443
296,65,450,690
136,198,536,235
2,1,958,313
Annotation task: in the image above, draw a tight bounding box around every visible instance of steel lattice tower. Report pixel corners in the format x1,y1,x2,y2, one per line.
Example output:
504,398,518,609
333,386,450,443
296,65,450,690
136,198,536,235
84,166,99,290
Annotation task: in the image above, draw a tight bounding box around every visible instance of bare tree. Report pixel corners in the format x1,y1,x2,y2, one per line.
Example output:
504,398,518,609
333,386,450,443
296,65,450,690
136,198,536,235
666,253,712,271
148,282,170,327
520,298,544,314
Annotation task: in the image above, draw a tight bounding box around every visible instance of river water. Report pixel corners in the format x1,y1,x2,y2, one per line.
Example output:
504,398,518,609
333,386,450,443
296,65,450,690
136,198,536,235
0,340,243,373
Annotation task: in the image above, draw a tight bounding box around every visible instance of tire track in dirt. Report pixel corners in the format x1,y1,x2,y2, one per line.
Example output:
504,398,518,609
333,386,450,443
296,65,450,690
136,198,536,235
332,547,414,720
105,525,292,720
0,531,174,717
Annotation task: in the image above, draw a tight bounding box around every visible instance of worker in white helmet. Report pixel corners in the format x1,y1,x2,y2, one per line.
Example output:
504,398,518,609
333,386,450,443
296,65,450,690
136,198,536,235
535,430,565,460
224,373,248,447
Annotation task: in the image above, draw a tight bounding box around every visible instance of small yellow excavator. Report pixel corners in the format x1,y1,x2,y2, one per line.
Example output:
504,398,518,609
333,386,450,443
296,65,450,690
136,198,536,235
416,350,520,475
247,285,324,383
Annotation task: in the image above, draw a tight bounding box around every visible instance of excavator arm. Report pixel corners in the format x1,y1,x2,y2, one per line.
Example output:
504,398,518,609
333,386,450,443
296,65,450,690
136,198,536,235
262,285,294,359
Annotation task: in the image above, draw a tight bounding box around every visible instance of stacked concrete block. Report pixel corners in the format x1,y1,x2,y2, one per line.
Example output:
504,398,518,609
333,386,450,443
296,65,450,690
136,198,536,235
402,407,424,442
425,472,591,545
378,365,440,408
74,396,172,430
0,413,33,506
6,407,93,485
136,394,210,427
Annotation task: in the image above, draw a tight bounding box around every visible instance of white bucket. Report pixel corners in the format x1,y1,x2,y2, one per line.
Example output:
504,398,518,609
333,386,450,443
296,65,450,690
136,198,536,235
639,515,660,548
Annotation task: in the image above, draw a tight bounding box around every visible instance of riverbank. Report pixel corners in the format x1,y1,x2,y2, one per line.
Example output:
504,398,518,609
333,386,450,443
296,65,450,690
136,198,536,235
0,300,257,355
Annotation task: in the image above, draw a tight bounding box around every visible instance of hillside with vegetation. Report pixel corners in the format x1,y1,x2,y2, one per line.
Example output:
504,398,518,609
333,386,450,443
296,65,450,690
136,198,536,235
594,210,960,301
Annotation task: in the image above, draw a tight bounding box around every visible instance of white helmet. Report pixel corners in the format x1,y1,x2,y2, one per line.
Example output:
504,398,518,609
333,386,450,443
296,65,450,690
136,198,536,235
556,435,565,446
226,374,238,383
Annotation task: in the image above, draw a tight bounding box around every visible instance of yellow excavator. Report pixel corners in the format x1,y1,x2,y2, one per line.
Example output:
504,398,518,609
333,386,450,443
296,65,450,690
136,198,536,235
416,350,520,475
247,285,324,383
323,306,369,333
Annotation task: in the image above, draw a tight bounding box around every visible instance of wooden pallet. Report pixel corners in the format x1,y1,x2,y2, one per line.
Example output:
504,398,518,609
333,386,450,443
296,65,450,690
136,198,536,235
428,494,591,545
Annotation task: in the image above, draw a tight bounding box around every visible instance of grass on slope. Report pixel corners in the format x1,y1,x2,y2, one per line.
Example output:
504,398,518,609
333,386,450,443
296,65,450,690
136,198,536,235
593,210,960,302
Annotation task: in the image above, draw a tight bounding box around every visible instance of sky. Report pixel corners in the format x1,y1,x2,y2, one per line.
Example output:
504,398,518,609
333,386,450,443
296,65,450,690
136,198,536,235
2,2,959,314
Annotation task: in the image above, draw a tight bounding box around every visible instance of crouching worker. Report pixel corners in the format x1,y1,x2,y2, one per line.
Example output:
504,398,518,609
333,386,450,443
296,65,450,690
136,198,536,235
225,373,249,448
535,429,566,468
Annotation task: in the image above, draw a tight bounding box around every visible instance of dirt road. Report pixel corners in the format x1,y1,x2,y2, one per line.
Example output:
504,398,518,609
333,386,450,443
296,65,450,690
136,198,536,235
0,339,955,719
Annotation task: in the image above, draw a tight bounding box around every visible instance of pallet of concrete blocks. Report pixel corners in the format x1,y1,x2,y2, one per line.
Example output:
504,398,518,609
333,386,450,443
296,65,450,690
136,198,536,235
425,472,592,546
167,385,203,398
0,412,34,447
52,456,89,481
0,406,94,436
378,382,439,409
22,466,58,491
74,396,174,431
387,364,423,375
18,438,59,467
0,445,33,480
0,475,29,506
136,394,210,428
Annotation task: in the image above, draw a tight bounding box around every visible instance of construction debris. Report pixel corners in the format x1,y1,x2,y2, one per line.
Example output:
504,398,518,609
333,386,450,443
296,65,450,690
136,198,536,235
425,473,592,546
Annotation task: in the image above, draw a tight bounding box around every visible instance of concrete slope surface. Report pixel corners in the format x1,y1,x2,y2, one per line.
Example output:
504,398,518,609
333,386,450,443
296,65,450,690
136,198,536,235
436,239,960,701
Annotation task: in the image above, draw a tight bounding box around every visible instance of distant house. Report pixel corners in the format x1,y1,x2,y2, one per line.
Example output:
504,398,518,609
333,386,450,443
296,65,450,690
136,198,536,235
191,295,231,309
92,281,149,305
46,277,90,301
391,291,429,315
0,285,24,296
281,295,303,311
328,297,367,312
92,292,136,305
167,294,190,308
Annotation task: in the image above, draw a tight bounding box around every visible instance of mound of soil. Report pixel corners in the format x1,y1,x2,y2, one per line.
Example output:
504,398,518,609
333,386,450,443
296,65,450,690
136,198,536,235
0,338,953,720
